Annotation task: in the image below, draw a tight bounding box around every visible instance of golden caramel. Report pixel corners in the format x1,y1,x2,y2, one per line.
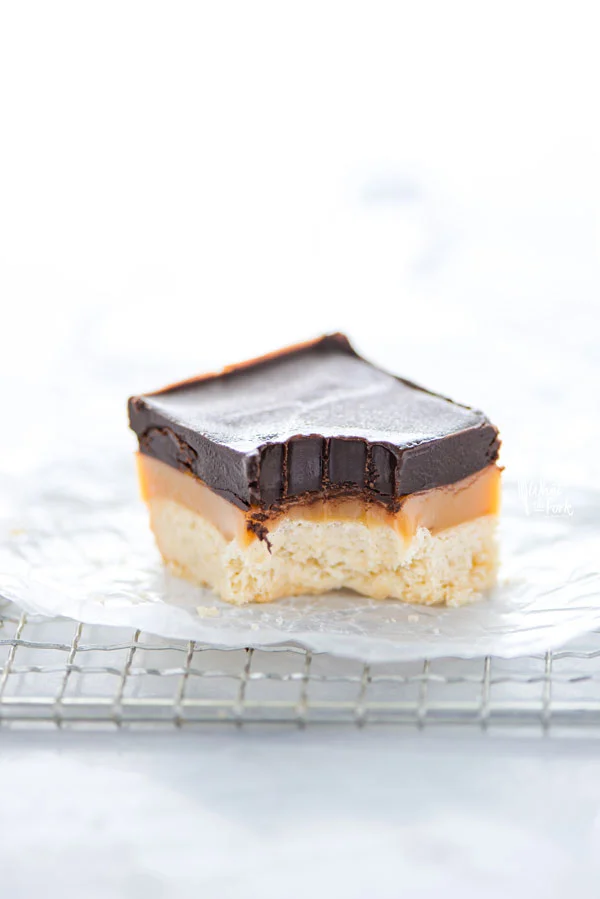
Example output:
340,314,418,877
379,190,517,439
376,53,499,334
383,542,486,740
137,453,501,547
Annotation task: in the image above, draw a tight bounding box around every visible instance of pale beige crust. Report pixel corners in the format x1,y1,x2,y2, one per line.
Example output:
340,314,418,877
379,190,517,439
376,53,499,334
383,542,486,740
147,496,499,606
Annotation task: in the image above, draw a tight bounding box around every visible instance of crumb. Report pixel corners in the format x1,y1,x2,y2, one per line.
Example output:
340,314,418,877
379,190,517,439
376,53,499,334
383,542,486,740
196,606,220,618
250,622,259,631
9,528,26,537
408,613,420,623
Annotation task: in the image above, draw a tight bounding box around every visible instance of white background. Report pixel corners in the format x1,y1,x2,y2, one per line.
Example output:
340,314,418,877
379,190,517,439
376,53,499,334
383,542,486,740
1,1,598,481
0,2,599,897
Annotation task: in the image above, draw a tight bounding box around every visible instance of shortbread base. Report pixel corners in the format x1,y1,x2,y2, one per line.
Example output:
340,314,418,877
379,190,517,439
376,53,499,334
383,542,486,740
147,497,498,606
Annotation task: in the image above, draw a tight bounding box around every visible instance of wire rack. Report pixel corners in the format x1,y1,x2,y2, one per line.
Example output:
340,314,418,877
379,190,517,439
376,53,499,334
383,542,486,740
2,599,600,730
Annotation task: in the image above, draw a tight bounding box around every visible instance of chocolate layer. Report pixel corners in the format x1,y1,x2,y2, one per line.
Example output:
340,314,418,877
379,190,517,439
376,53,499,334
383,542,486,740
128,333,500,511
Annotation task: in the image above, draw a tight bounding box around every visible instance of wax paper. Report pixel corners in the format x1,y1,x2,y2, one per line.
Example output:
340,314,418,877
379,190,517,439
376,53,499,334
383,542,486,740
1,452,599,662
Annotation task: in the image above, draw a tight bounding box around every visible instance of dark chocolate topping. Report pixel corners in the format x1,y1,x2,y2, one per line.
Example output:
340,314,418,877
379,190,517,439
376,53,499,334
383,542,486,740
128,334,500,511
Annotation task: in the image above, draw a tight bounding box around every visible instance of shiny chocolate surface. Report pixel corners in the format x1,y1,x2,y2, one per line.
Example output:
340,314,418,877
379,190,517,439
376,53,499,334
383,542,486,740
128,334,500,510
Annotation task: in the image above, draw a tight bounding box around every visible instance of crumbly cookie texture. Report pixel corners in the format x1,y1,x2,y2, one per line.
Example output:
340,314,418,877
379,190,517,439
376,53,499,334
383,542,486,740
148,497,498,607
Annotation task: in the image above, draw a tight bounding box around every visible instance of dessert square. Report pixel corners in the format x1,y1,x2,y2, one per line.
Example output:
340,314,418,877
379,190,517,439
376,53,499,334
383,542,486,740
128,334,501,605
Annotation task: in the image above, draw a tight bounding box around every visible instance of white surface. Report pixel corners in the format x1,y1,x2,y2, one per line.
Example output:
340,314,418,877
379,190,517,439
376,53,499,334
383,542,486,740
0,1,599,896
2,729,600,899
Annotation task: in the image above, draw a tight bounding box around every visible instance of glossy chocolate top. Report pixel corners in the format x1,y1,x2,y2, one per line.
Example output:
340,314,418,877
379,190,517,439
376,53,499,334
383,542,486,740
128,333,500,511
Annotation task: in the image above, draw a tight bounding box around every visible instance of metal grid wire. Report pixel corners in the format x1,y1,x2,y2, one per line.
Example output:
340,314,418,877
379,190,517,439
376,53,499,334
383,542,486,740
3,599,600,729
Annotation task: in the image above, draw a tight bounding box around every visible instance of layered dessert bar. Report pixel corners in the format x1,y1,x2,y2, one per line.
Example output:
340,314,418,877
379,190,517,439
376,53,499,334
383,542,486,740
128,334,501,606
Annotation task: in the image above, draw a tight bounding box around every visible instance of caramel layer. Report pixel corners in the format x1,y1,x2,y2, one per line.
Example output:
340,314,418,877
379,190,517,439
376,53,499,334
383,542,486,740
136,453,501,546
